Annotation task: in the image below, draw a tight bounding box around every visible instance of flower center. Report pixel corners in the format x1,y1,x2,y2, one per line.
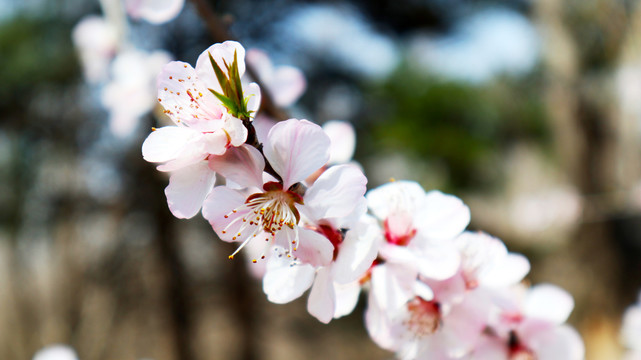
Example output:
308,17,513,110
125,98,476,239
318,224,343,260
403,297,441,338
508,331,535,360
223,182,303,259
384,214,417,246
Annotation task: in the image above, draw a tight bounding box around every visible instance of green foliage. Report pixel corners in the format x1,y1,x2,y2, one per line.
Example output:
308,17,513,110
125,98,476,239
362,67,549,191
0,16,79,110
208,51,252,120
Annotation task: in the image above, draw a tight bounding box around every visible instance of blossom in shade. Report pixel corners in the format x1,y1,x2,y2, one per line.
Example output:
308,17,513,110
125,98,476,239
246,48,306,107
102,49,172,137
32,345,78,360
202,118,331,262
322,120,356,165
71,16,118,83
142,41,259,219
469,284,584,360
125,0,185,24
622,291,641,360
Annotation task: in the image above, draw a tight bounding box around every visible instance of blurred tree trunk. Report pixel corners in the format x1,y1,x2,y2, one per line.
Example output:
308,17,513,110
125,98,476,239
535,0,641,358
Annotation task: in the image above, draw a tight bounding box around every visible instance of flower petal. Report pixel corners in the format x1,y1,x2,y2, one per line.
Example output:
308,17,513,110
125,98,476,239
270,65,306,107
303,164,367,224
323,120,356,165
416,241,463,282
370,263,417,312
142,126,198,163
263,246,315,304
264,119,330,188
208,144,265,189
307,267,335,324
366,180,426,221
333,215,381,284
156,138,207,172
165,160,216,219
524,284,575,324
195,41,246,94
157,61,224,130
416,190,470,241
333,281,361,319
201,131,229,155
224,114,248,147
126,0,185,24
528,324,585,360
202,186,248,241
289,228,334,267
364,290,398,352
478,253,530,288
245,82,261,117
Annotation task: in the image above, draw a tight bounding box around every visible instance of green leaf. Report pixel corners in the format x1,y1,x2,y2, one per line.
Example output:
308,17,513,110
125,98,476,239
209,52,229,96
209,89,239,115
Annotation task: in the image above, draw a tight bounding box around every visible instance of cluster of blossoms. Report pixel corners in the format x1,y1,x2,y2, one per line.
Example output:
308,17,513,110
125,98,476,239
71,0,186,137
141,40,585,359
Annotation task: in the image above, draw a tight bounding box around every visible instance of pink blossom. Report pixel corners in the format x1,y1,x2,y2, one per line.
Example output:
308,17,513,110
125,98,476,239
366,276,492,360
366,181,469,312
142,41,259,219
202,118,331,261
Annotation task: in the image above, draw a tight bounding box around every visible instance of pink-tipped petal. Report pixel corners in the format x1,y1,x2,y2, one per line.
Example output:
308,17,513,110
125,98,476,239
264,119,330,188
307,267,336,324
208,144,265,189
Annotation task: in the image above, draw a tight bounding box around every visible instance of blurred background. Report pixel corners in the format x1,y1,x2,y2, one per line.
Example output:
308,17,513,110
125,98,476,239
2,0,641,359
